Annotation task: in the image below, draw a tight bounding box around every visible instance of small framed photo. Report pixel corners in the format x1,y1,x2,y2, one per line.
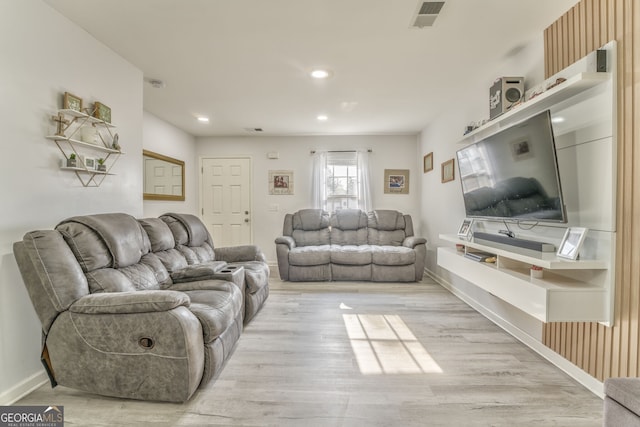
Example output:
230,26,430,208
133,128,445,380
510,139,533,160
384,169,410,194
423,152,433,173
269,170,294,195
93,101,112,123
80,155,97,170
441,158,455,183
557,227,588,260
63,92,83,112
457,218,473,240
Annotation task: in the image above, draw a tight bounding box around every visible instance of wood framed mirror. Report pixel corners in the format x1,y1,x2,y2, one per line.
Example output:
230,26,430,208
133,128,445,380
143,149,185,201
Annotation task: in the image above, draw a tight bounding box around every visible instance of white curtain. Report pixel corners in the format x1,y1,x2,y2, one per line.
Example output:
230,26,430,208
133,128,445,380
311,151,327,210
357,150,372,212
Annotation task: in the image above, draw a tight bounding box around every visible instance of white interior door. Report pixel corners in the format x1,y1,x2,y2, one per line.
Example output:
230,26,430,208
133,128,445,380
201,157,252,247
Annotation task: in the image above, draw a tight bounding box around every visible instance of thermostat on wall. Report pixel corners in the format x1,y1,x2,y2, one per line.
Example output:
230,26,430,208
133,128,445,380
267,152,279,159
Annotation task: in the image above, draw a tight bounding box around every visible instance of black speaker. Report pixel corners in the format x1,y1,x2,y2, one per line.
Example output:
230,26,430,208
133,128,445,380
489,77,524,120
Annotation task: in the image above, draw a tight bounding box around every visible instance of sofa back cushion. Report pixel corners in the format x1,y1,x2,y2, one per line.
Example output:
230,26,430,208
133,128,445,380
330,209,368,246
56,213,167,293
367,210,406,246
139,217,188,274
160,213,215,264
290,209,330,246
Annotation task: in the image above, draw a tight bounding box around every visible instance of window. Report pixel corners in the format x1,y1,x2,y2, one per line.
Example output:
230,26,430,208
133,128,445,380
312,150,371,213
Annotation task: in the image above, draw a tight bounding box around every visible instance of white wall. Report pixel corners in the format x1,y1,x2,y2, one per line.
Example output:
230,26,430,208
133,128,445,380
142,111,198,218
196,134,421,263
418,36,550,337
0,1,143,404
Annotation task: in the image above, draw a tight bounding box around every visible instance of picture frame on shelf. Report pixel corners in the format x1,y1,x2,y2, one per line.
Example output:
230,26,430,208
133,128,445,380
80,155,97,170
63,92,83,112
557,227,588,260
441,158,455,183
457,218,474,240
423,152,433,173
384,169,409,194
269,170,294,195
93,102,111,123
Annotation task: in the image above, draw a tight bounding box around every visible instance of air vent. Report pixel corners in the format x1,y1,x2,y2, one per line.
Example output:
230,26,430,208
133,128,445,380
243,127,263,133
411,1,445,28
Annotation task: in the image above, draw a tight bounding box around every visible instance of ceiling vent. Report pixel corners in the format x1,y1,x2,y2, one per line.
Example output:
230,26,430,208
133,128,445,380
410,1,445,28
243,127,263,133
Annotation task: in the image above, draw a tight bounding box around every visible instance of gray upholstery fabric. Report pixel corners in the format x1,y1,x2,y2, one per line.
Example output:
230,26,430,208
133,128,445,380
138,218,175,252
184,285,243,343
330,245,372,265
289,245,332,266
13,212,270,402
276,209,426,282
58,213,149,269
604,378,640,426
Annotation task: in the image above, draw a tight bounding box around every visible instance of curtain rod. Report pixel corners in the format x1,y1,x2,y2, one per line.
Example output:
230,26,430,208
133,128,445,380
310,149,373,154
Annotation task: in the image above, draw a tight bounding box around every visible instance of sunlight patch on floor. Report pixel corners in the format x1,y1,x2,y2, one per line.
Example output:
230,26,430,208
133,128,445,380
343,314,443,375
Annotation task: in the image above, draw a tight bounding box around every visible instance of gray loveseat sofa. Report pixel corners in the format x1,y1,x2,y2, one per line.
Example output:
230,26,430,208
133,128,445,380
13,212,269,402
275,209,426,282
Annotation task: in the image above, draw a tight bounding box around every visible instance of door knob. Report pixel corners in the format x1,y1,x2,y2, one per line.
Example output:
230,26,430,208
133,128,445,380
244,218,250,223
245,211,249,215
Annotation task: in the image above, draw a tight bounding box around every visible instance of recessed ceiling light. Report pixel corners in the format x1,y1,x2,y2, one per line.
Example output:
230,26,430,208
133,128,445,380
551,116,565,123
317,115,328,121
310,69,331,79
197,116,210,123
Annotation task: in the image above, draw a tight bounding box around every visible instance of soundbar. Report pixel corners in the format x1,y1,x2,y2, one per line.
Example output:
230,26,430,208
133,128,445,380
473,232,555,253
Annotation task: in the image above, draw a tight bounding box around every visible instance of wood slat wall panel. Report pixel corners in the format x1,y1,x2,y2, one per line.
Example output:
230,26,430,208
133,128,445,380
542,0,640,382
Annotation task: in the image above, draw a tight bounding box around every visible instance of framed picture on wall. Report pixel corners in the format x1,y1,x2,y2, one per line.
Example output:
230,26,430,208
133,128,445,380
384,169,410,194
441,158,455,183
423,152,433,173
269,170,294,195
63,92,83,112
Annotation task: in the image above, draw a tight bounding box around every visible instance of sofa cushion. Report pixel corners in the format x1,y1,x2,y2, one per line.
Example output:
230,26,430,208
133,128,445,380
292,229,331,247
57,213,149,270
292,209,330,231
289,245,331,266
86,268,136,293
330,209,368,246
330,245,372,265
161,213,211,247
139,218,175,252
367,210,405,231
371,246,415,266
184,284,243,343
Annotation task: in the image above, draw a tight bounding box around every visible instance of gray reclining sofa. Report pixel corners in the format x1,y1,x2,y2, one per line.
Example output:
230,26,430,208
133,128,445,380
13,212,269,402
275,209,426,282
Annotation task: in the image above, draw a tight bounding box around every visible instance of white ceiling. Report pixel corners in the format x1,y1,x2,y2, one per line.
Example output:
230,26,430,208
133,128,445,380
44,0,577,137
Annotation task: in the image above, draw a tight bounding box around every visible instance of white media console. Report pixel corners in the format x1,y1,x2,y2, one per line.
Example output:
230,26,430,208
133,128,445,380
438,234,610,324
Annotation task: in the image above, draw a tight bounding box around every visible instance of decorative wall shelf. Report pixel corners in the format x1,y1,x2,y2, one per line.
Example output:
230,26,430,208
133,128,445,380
46,109,122,187
458,72,610,146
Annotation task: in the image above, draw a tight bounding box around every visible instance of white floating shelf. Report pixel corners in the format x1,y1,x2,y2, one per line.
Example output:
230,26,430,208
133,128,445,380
458,72,610,145
46,136,123,154
439,234,608,270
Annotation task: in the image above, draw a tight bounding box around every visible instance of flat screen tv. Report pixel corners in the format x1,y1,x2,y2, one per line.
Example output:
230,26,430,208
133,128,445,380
456,110,566,222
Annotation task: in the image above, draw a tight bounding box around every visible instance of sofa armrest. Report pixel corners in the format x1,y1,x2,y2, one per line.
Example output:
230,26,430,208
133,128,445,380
69,290,190,315
215,245,267,262
403,236,427,249
275,236,296,249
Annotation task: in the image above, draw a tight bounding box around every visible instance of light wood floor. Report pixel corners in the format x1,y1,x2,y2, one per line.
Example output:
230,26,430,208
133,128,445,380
16,277,603,426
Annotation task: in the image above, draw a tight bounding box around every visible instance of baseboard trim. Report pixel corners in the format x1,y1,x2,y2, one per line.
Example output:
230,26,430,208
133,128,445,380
425,268,604,399
0,370,48,405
